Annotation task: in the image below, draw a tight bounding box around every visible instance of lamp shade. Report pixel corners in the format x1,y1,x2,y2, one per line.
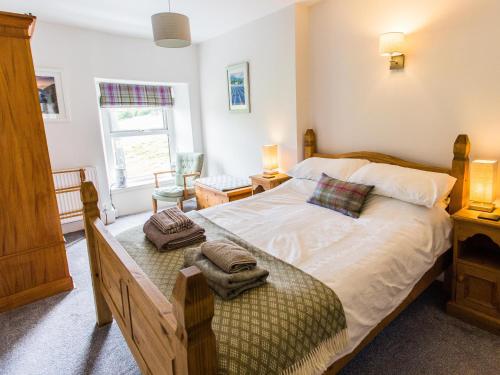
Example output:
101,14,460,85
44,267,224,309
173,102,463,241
470,159,498,203
379,32,405,56
262,144,279,174
152,12,191,48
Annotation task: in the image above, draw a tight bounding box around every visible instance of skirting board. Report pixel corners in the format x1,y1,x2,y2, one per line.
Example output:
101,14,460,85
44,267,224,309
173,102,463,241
0,276,74,313
62,220,84,234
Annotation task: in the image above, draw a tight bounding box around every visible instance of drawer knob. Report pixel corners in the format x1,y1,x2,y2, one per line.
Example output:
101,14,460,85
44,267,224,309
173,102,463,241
457,274,465,283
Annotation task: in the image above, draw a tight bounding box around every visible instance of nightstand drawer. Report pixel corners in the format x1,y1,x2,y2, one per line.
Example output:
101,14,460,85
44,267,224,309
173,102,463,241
455,221,500,244
456,262,500,318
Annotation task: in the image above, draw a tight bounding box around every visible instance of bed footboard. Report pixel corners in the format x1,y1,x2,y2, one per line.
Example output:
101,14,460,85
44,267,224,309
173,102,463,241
81,182,217,375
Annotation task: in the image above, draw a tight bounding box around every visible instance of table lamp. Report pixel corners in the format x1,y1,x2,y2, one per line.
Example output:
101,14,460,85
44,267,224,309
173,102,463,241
262,144,278,178
469,159,498,212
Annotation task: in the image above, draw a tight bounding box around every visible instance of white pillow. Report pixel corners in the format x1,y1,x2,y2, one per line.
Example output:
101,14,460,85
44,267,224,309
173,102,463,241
348,163,456,208
287,157,370,182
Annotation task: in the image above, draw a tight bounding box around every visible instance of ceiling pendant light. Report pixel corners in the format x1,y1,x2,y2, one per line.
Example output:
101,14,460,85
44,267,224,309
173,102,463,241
151,0,191,48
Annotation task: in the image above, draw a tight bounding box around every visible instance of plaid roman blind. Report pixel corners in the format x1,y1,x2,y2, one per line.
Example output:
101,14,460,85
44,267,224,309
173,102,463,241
99,82,174,108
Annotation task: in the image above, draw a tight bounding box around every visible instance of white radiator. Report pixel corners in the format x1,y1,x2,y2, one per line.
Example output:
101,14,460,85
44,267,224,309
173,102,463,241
52,166,99,224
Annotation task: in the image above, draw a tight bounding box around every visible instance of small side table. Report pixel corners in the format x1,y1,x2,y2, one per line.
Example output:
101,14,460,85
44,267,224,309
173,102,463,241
447,207,500,334
250,173,291,195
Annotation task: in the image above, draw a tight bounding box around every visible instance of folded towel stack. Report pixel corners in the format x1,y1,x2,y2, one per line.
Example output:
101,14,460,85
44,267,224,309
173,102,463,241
143,207,205,251
184,239,268,300
201,240,257,273
150,207,193,234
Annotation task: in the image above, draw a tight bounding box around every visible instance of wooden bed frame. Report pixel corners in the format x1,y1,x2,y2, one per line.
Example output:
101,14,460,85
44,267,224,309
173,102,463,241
80,129,470,375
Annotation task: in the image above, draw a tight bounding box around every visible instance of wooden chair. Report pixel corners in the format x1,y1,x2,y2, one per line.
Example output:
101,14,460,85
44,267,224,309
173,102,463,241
152,152,204,212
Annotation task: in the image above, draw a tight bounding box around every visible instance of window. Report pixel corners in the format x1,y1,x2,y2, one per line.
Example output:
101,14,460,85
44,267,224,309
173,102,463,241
102,107,175,187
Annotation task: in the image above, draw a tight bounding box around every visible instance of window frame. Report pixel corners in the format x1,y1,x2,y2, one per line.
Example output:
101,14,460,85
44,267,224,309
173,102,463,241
101,106,177,188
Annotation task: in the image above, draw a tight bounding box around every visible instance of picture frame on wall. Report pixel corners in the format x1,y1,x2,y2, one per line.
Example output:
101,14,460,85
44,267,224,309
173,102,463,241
35,68,70,122
227,62,250,113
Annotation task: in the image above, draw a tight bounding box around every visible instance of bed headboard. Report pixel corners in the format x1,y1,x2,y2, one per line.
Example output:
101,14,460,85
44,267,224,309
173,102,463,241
303,129,470,214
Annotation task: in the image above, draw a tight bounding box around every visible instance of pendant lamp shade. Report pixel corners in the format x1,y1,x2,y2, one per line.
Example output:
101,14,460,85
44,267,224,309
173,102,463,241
152,12,191,48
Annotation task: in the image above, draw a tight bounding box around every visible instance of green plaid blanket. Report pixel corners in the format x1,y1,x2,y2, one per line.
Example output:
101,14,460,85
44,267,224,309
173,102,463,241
116,212,347,375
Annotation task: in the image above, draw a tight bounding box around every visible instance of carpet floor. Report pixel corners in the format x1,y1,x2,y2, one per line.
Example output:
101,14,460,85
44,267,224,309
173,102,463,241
1,211,499,375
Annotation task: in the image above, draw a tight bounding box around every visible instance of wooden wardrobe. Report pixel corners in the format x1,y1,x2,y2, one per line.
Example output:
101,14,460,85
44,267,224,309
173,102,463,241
0,11,73,312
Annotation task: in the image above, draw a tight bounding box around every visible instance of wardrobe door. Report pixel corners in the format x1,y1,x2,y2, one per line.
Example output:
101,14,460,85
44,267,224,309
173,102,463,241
0,11,73,312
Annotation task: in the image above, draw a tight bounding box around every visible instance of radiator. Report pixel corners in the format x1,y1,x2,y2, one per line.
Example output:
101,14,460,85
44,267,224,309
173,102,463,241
52,166,99,224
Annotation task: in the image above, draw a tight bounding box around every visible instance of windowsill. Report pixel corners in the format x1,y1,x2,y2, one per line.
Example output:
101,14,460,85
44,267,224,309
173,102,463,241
111,177,174,194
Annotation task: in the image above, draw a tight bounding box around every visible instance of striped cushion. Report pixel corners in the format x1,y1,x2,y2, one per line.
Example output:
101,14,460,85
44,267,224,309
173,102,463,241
307,173,374,218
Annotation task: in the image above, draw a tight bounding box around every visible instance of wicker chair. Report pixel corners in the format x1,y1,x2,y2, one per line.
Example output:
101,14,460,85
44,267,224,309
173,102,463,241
152,152,204,212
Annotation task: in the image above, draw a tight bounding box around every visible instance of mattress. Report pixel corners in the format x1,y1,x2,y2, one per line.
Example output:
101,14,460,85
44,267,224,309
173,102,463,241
199,178,453,363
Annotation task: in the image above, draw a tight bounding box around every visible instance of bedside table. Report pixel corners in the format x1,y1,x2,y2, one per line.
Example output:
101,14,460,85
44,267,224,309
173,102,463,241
250,173,291,195
447,208,500,334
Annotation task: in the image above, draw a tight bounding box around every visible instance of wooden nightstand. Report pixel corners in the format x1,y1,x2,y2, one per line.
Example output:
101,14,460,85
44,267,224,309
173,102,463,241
250,173,291,195
447,208,500,334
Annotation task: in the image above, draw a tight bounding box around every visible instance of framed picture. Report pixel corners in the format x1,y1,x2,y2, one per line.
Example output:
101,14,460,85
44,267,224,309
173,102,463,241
35,69,70,122
227,62,250,113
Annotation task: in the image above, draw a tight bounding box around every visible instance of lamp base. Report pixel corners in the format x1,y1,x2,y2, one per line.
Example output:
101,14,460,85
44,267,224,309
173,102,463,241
468,201,496,213
262,170,278,179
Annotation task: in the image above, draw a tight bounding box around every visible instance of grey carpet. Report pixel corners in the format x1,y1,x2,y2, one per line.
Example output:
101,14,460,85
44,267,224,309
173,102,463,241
64,230,86,247
1,217,499,374
341,286,500,375
1,231,140,375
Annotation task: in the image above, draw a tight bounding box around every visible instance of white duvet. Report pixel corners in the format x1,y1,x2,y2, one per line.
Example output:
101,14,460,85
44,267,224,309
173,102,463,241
199,178,452,363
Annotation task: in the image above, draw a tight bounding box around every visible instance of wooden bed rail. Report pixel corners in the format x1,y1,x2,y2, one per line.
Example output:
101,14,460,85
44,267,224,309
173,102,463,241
81,181,217,374
449,134,471,214
303,129,470,214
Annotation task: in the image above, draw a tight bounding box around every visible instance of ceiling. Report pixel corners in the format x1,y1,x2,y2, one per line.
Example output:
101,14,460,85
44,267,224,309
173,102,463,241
0,0,307,42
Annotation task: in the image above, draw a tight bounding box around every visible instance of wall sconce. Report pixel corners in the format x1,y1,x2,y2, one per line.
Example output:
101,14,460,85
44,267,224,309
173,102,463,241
379,32,405,70
469,159,498,212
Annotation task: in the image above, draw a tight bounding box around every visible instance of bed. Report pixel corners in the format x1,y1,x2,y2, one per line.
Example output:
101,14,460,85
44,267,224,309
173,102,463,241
80,129,470,374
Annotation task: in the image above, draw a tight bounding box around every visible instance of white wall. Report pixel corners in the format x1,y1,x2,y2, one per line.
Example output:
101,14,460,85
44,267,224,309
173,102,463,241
309,0,500,171
198,6,298,178
33,0,500,220
31,21,203,216
294,4,311,161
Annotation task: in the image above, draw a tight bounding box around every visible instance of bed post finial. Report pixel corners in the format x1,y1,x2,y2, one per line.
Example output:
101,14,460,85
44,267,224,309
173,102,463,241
304,129,316,159
171,266,217,375
81,181,113,326
449,134,470,214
